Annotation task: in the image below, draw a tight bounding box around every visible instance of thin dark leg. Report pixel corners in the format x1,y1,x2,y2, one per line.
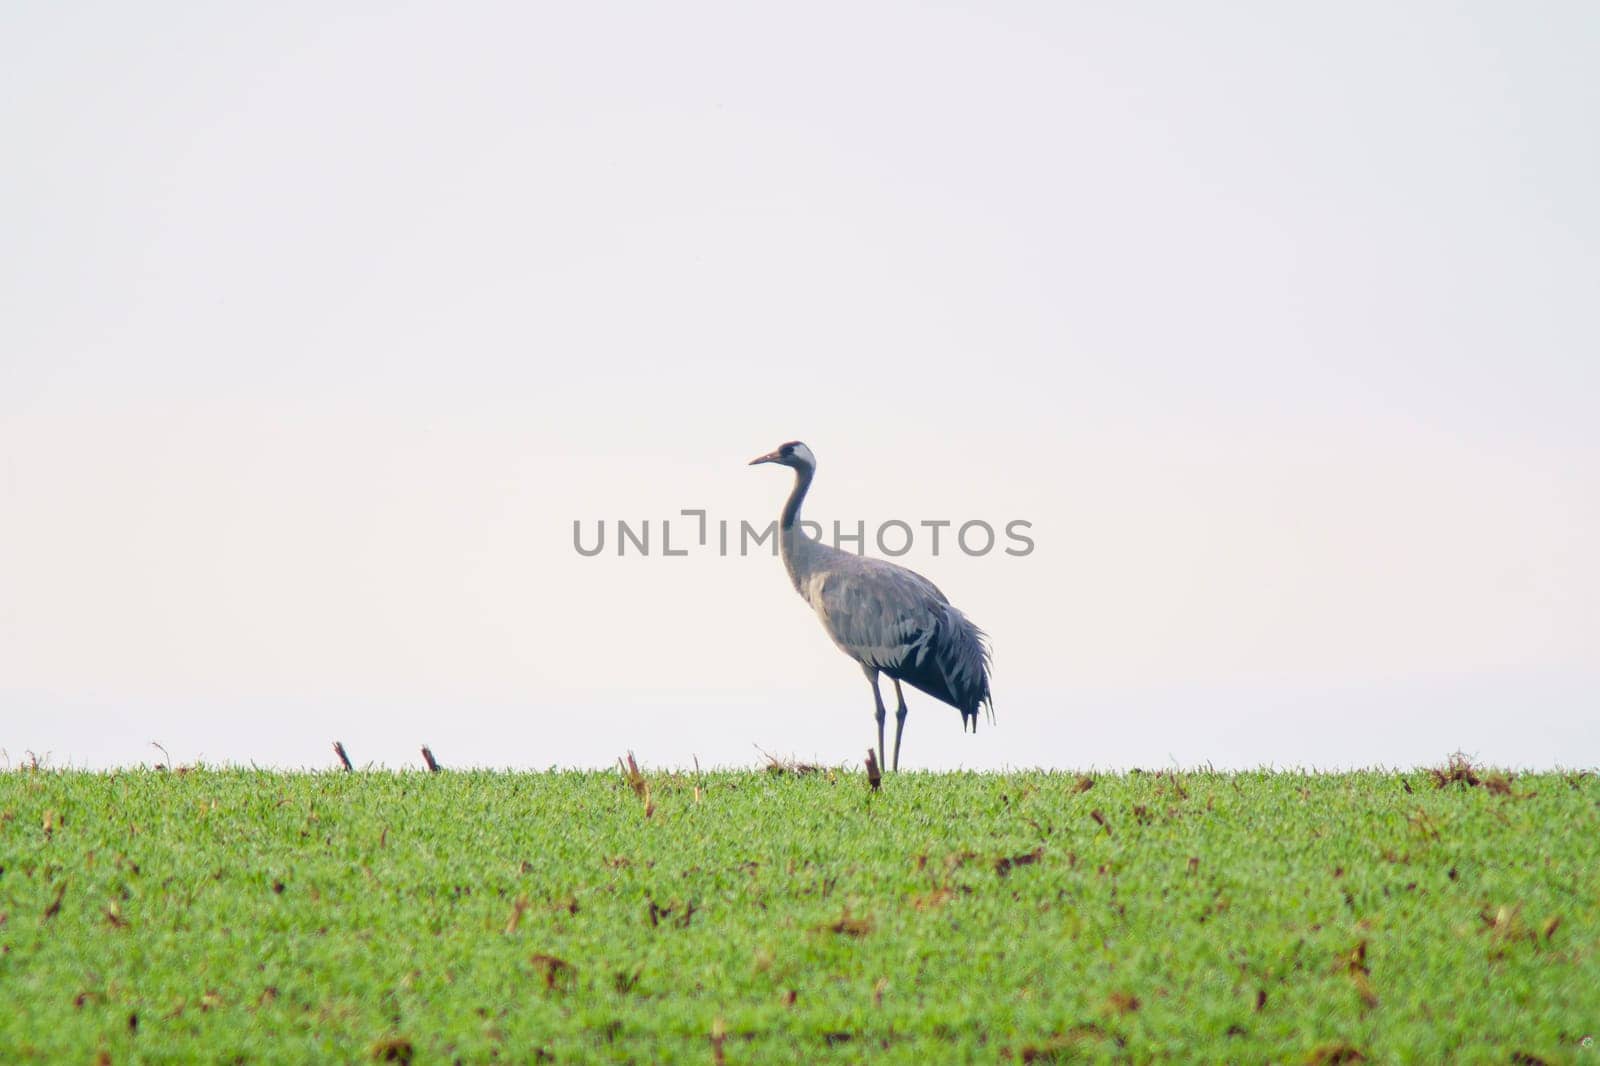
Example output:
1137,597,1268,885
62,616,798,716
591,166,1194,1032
864,666,887,770
891,679,909,772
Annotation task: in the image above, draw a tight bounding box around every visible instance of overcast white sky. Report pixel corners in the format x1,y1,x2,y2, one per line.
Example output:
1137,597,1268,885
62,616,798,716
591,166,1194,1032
3,3,1596,771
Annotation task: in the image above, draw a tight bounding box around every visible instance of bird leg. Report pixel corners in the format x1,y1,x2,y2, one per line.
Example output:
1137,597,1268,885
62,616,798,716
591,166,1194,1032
864,666,887,771
891,679,909,772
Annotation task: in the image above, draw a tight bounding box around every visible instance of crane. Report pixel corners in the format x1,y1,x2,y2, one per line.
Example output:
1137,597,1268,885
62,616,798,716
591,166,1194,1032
748,441,993,771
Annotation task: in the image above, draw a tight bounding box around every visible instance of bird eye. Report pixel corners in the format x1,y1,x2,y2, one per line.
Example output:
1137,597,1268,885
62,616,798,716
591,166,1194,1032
780,444,794,456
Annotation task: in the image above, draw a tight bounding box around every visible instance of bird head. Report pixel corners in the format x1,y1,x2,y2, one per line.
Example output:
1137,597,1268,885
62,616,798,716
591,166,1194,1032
747,440,815,470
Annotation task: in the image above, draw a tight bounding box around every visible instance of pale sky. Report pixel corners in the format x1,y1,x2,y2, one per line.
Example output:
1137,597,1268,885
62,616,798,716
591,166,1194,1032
3,3,1596,771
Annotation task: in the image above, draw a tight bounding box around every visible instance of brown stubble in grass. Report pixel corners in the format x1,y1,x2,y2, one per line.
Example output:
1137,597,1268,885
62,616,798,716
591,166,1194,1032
42,881,67,922
504,895,531,934
529,954,576,993
1341,939,1378,1011
1427,752,1526,797
994,847,1043,878
757,747,824,776
369,1036,414,1063
710,1017,727,1066
817,908,873,937
618,752,654,819
1104,990,1141,1015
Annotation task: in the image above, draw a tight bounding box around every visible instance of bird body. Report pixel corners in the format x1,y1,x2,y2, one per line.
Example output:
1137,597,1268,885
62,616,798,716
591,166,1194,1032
750,441,993,770
791,543,991,726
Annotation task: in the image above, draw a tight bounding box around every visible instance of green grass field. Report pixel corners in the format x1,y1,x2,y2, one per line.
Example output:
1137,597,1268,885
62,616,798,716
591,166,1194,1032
2,762,1597,1064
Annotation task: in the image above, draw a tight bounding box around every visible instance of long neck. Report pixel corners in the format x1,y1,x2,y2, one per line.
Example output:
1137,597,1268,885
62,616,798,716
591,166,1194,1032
780,464,813,532
779,464,815,594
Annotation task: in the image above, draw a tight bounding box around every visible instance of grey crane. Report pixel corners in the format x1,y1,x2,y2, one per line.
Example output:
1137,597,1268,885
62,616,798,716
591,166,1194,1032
749,441,993,771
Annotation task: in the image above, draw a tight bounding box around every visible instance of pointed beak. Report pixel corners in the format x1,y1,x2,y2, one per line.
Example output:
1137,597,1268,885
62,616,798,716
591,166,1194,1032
748,450,782,466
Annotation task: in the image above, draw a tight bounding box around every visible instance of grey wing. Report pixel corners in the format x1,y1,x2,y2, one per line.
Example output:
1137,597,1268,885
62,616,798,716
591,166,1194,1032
807,560,947,674
807,558,993,721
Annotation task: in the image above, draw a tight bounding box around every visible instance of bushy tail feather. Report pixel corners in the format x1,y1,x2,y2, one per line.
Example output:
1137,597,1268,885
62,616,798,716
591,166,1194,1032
980,629,995,727
900,605,994,733
958,624,995,733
